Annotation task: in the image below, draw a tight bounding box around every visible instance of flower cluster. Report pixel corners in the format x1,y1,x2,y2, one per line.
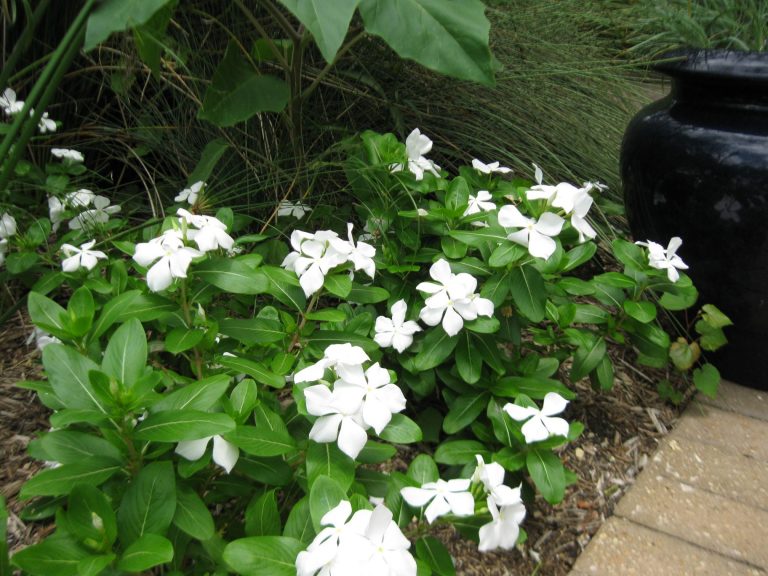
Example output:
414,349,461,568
1,88,57,133
297,344,406,459
281,224,375,297
472,456,527,552
67,192,122,231
296,500,416,576
401,478,474,524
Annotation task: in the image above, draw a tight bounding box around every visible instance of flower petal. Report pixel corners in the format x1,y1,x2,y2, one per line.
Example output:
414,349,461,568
212,435,239,473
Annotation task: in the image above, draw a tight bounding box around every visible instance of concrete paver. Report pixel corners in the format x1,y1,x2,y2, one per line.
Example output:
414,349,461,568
570,516,765,576
697,380,768,422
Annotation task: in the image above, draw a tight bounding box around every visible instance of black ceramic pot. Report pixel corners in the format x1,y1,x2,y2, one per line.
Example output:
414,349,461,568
621,50,768,390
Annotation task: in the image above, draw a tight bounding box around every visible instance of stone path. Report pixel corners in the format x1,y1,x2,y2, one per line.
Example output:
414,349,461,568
569,380,768,576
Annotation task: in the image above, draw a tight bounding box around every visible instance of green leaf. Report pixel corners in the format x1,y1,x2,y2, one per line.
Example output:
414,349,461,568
407,454,438,485
488,243,526,268
589,356,615,391
448,226,508,248
561,241,597,272
194,257,269,294
223,536,304,576
103,318,146,387
77,554,116,576
85,0,174,50
189,138,229,183
306,442,355,491
434,440,488,465
67,287,95,337
443,393,488,434
262,265,307,310
153,374,231,412
379,414,422,444
415,536,456,576
441,235,467,259
357,441,397,464
283,497,315,545
219,355,285,388
218,318,285,344
623,300,657,323
611,238,646,271
28,291,71,340
118,461,176,544
526,448,565,505
510,265,546,322
306,330,379,353
90,290,140,340
570,336,607,382
245,490,281,537
701,304,733,329
310,476,346,531
133,1,174,76
115,293,177,322
225,424,296,457
20,459,122,498
456,331,482,384
305,308,347,322
67,485,117,548
277,0,359,62
348,284,390,304
492,376,575,400
117,534,174,572
135,411,236,442
693,363,720,398
572,304,609,324
593,272,636,289
359,0,495,84
40,431,123,465
12,537,89,576
173,486,215,540
413,327,458,371
199,42,290,126
42,345,109,413
165,327,205,354
324,273,352,298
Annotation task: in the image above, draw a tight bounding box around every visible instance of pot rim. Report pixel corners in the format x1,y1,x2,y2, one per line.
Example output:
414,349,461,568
654,49,768,84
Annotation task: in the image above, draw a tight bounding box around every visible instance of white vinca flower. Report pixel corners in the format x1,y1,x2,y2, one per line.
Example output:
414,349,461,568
391,128,441,181
0,88,24,115
0,238,7,268
472,158,511,174
175,434,239,473
26,327,61,351
61,240,107,272
294,343,369,384
37,112,56,134
51,148,84,163
354,504,416,575
400,478,474,523
68,195,121,230
635,236,689,283
374,299,422,353
48,196,65,232
65,189,95,208
503,392,569,444
478,492,526,552
334,362,406,435
177,208,235,252
281,230,351,297
296,500,361,576
304,383,369,459
0,213,17,238
277,200,309,219
463,190,496,218
133,229,203,292
498,205,564,260
175,180,204,205
344,223,376,280
416,259,494,337
472,455,522,507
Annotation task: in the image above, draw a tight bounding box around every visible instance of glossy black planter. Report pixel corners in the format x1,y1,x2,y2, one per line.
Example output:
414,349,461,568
622,50,768,390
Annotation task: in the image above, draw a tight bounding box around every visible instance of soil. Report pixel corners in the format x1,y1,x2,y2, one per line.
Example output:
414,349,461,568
0,311,693,575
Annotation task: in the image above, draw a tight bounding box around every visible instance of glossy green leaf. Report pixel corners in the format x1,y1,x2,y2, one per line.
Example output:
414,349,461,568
165,327,205,354
173,486,215,540
219,355,285,388
225,424,296,457
309,476,346,531
306,330,379,353
623,300,657,323
306,442,355,491
103,318,146,387
526,448,565,504
194,257,269,294
153,374,230,412
11,537,89,576
278,0,359,62
571,335,606,381
348,284,390,304
693,363,720,398
223,536,304,576
28,291,70,340
509,265,546,322
407,454,438,485
117,462,176,544
42,345,109,413
40,431,123,465
413,327,458,371
245,489,281,536
456,331,482,384
324,273,352,298
434,440,488,465
218,318,285,344
85,0,175,50
283,497,315,545
135,411,236,442
20,459,122,499
90,290,140,340
66,287,95,337
67,486,117,547
115,293,177,322
492,376,575,400
415,536,455,576
117,534,173,572
379,414,422,444
189,138,229,183
443,393,488,434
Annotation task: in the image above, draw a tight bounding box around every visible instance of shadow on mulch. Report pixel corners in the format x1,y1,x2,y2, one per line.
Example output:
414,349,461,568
0,311,694,575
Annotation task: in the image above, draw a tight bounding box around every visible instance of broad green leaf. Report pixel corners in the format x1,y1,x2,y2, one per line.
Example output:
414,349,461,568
572,304,610,324
561,241,597,272
693,363,720,398
310,476,346,532
223,536,304,576
306,442,355,491
526,448,565,504
492,376,575,400
379,414,422,444
443,393,488,434
359,0,495,85
305,309,347,322
456,331,482,384
42,345,109,413
570,336,607,381
238,456,293,486
348,284,390,304
115,293,177,322
153,374,230,412
407,454,438,485
415,536,456,576
230,379,260,419
593,272,636,289
85,0,174,50
28,291,70,340
590,355,615,391
245,489,281,536
90,290,140,340
199,42,289,126
324,273,352,298
225,424,296,457
448,226,508,247
441,235,467,259
611,238,646,271
67,485,117,547
510,265,546,322
117,534,173,572
488,243,526,268
434,440,488,465
357,441,397,464
701,304,733,329
695,320,728,351
558,277,595,296
117,462,176,544
194,258,269,294
219,355,285,388
189,138,229,183
135,410,236,442
67,287,95,337
103,318,147,387
474,332,505,374
306,330,379,353
283,497,315,545
20,459,122,498
40,430,123,465
77,555,116,576
11,537,89,576
278,0,359,62
480,270,511,307
262,265,306,310
133,1,175,76
413,327,458,371
173,486,215,540
623,300,657,323
218,318,285,344
165,327,205,354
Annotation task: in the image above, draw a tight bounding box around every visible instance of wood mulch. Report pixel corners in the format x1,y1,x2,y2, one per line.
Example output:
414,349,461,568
0,311,693,575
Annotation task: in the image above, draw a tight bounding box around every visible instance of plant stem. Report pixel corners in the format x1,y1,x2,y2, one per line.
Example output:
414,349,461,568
179,280,204,379
289,290,320,352
0,0,50,91
233,0,290,70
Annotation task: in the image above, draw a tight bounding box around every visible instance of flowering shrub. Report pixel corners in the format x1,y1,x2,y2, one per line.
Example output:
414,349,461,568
4,127,730,575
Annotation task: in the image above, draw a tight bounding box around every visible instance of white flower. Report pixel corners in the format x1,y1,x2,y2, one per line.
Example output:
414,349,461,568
61,240,107,272
48,196,65,232
0,238,7,268
0,88,24,115
0,213,17,238
174,181,204,205
416,208,428,217
177,208,234,252
37,112,56,134
472,455,520,507
391,128,441,181
175,435,239,473
400,478,474,523
281,229,350,297
498,205,564,260
416,259,494,337
26,328,61,351
478,493,526,552
635,237,689,283
570,191,597,243
526,162,557,202
503,392,570,444
65,189,95,208
68,196,121,230
472,159,511,174
133,229,203,292
463,190,497,217
51,148,84,163
304,384,369,459
374,299,422,353
296,500,363,576
294,343,370,384
334,362,406,435
344,223,376,280
277,200,309,219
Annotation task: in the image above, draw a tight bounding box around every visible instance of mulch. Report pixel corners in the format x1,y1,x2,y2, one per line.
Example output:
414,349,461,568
0,311,693,575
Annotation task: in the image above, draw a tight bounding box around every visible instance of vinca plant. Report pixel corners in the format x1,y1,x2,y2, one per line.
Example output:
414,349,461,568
1,124,730,575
